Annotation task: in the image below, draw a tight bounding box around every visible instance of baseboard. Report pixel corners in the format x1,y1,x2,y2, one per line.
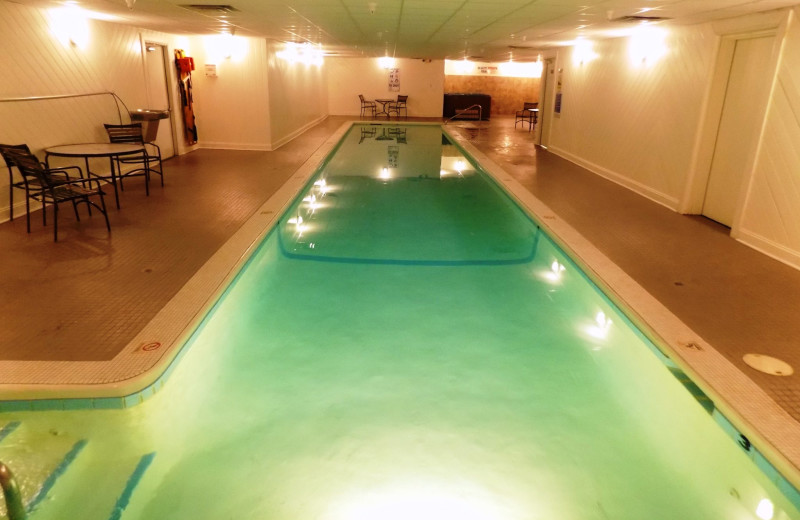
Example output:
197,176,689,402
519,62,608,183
0,200,42,225
270,115,329,150
197,142,271,151
548,145,681,211
737,229,800,270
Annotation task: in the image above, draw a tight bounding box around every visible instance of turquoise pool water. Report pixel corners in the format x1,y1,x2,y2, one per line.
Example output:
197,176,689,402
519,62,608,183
0,124,798,520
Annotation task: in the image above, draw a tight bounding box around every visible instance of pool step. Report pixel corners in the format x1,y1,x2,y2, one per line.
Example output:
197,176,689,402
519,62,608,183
0,421,87,520
0,420,156,520
27,451,156,520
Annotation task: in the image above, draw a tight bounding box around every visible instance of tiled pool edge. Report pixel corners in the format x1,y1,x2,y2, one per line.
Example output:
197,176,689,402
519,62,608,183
444,127,800,496
0,120,359,405
0,121,443,406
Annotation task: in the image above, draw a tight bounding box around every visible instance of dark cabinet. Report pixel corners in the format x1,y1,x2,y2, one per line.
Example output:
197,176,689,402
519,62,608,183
443,93,491,120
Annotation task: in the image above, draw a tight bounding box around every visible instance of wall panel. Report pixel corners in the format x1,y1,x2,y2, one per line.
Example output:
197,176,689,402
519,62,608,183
187,35,271,150
327,58,444,117
267,41,328,150
548,25,717,209
738,8,800,268
0,1,161,222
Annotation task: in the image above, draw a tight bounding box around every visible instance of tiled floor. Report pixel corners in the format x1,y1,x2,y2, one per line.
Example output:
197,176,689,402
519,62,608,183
2,115,799,429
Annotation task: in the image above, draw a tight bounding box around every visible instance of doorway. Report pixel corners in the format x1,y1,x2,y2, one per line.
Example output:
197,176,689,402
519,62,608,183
701,34,775,227
537,58,556,148
144,42,176,159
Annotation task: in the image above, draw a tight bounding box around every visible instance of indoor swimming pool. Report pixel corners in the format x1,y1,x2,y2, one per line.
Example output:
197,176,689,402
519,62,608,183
0,124,798,520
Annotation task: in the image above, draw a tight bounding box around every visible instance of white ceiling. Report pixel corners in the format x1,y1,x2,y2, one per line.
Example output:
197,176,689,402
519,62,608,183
13,0,800,60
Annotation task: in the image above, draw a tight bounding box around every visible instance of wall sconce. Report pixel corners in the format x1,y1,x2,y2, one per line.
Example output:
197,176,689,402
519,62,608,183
572,38,597,65
628,25,668,67
379,56,396,69
454,58,474,74
204,32,248,64
277,42,324,65
49,5,90,49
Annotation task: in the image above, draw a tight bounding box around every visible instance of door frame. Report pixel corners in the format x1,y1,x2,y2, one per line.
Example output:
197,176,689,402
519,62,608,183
536,57,556,147
140,35,179,158
680,12,789,238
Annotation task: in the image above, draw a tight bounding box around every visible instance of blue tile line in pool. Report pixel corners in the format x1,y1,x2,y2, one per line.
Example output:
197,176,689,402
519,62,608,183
108,452,157,520
0,420,20,442
275,218,542,266
27,439,88,513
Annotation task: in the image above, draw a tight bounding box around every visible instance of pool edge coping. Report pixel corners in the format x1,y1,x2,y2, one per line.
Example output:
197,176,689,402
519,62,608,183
444,127,800,492
0,120,358,402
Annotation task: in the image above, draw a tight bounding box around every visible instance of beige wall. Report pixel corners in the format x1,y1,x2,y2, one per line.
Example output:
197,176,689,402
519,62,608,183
266,41,328,150
548,24,717,209
547,8,800,269
326,57,445,117
736,8,800,266
0,1,190,222
187,35,271,150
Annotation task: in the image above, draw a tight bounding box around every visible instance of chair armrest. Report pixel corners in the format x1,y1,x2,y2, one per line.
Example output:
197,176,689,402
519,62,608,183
44,164,84,180
54,175,103,191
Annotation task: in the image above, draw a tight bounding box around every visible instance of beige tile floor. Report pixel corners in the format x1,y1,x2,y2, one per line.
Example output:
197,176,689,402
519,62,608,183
1,115,798,429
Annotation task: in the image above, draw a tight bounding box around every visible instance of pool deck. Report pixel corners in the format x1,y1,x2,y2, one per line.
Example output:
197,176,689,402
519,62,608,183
2,116,800,480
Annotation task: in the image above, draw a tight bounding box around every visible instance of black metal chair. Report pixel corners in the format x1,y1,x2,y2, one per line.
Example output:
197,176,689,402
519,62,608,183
388,94,408,119
103,123,164,190
1,144,80,232
515,102,538,130
358,94,376,118
4,147,109,241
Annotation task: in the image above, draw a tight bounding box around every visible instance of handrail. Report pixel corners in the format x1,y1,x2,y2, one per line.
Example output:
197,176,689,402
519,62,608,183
0,91,130,124
0,462,27,520
443,103,483,125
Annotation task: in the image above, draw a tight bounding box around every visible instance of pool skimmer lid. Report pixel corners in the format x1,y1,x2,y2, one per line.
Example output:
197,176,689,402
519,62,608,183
743,354,794,376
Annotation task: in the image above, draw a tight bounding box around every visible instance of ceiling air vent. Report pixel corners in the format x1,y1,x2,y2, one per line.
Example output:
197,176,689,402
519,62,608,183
180,4,239,14
611,15,671,23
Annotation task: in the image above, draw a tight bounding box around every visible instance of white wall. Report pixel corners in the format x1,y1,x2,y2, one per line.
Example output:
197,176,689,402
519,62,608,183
547,24,718,209
266,41,328,150
187,35,271,150
546,8,800,270
327,57,445,117
0,1,190,222
737,8,800,268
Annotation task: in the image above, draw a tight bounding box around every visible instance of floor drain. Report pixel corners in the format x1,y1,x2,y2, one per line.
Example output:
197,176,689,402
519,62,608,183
743,354,794,376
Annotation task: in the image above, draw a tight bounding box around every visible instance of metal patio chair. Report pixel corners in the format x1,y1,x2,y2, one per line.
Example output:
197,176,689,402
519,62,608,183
387,94,408,119
1,143,80,232
358,94,377,118
515,102,538,130
104,123,164,189
4,147,110,241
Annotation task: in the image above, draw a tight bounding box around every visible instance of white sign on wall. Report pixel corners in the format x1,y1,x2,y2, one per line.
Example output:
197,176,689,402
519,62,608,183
388,68,400,92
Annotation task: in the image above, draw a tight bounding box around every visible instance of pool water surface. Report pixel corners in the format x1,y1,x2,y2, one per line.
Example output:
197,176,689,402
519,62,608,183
0,125,797,520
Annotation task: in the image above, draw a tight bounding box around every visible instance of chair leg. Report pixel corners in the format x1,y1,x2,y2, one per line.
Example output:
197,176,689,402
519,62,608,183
53,202,59,242
99,191,110,232
8,181,12,221
25,193,31,233
72,199,81,220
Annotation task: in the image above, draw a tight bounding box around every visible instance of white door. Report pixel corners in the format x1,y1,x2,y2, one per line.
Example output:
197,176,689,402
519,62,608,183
538,59,556,147
144,42,176,159
702,35,774,227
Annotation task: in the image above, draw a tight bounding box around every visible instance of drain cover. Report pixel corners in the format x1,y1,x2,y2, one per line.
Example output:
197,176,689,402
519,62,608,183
743,354,794,376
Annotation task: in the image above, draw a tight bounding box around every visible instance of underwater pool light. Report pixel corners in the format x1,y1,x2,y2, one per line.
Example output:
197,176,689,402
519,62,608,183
756,498,774,520
585,310,613,340
549,261,566,280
